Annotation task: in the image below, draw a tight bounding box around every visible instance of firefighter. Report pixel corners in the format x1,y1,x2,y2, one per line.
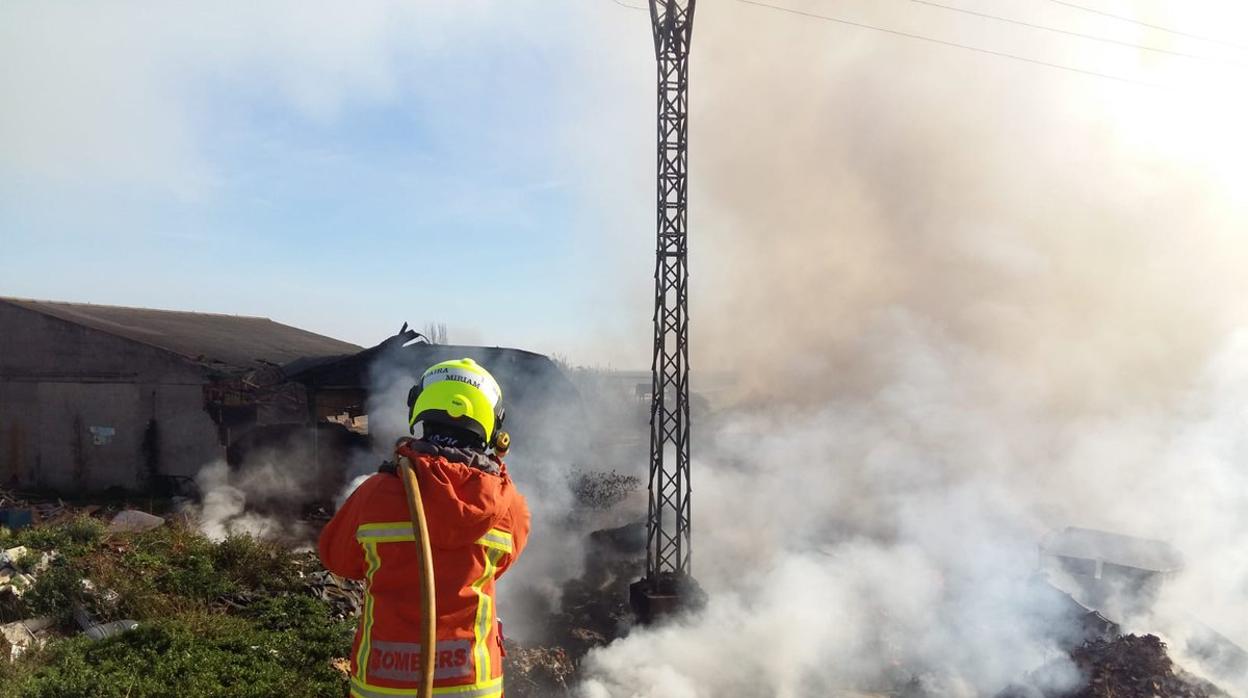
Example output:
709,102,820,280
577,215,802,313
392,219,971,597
320,358,530,698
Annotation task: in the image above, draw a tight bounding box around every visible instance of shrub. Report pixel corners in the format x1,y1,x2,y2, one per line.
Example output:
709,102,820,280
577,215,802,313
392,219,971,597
212,534,299,593
23,557,88,624
243,596,355,669
78,523,235,619
0,515,105,560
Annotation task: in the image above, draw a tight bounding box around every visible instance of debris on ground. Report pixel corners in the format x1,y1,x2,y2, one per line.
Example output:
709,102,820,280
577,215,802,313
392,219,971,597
0,546,28,570
302,567,364,621
0,489,79,526
0,508,34,532
73,580,137,641
504,640,575,696
0,617,53,660
501,521,645,698
0,515,353,696
0,545,53,601
0,488,171,535
107,509,165,533
82,619,140,641
5,488,1229,698
207,550,363,625
1003,634,1228,698
540,523,639,662
290,550,364,621
1067,635,1225,698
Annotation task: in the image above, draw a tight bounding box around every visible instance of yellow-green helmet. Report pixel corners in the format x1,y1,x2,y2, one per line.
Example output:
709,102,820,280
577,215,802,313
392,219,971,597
406,358,504,445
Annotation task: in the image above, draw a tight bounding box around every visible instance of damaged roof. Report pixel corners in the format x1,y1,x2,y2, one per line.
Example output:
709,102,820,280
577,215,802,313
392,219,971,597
1,297,362,370
1041,527,1184,574
282,331,583,441
283,337,558,390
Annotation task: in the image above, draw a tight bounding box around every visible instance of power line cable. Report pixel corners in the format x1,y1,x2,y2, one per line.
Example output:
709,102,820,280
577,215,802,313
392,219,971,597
1046,0,1248,52
905,0,1235,65
610,0,647,10
732,0,1165,88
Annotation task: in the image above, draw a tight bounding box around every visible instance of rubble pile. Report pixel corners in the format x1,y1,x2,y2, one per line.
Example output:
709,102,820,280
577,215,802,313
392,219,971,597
548,556,634,657
502,522,646,697
0,616,54,662
504,641,576,696
1004,634,1228,698
1066,635,1223,698
535,522,640,657
0,545,54,604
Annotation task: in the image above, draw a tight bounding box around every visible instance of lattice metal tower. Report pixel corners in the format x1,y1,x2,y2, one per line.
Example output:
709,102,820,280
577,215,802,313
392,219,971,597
631,0,700,622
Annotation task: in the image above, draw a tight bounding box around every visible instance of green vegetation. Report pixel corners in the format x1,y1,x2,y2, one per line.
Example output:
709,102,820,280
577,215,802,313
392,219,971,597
0,517,351,697
2,515,107,561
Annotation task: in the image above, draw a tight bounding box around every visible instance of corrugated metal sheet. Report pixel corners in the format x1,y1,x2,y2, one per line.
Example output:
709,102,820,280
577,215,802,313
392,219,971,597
1041,527,1184,573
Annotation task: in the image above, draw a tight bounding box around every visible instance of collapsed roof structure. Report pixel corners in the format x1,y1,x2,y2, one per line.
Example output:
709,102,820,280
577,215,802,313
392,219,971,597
278,325,584,462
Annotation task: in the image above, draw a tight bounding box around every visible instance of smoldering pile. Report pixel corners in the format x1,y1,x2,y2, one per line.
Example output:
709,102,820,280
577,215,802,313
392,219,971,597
502,472,648,698
1066,635,1224,698
504,642,577,696
1004,634,1228,698
503,522,640,698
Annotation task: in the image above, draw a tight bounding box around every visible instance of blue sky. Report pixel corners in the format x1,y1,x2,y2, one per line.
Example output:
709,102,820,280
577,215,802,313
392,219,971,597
7,0,1248,373
0,1,656,365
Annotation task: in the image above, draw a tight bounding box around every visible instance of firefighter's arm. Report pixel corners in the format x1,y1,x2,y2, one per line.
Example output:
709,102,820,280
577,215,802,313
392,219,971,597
317,478,368,580
494,489,531,580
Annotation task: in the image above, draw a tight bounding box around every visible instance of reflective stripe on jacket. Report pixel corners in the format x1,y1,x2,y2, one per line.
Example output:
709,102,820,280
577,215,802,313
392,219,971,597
319,447,530,698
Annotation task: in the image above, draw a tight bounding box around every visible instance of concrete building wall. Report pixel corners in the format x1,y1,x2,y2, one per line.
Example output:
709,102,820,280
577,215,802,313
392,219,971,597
0,381,38,485
0,303,223,490
149,383,223,480
34,382,140,489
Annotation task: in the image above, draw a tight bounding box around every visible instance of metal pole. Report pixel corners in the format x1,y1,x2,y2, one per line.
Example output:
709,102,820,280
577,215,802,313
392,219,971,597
633,0,698,622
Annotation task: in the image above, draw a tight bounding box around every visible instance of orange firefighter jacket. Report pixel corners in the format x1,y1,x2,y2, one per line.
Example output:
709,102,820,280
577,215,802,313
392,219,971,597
319,441,530,698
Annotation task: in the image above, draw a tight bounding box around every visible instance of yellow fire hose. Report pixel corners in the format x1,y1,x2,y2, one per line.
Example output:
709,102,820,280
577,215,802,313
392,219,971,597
397,454,437,698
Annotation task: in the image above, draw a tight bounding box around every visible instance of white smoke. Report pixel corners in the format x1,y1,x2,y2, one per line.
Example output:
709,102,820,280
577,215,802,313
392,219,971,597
579,318,1248,696
189,418,379,543
194,459,310,542
572,1,1248,694
328,349,420,509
